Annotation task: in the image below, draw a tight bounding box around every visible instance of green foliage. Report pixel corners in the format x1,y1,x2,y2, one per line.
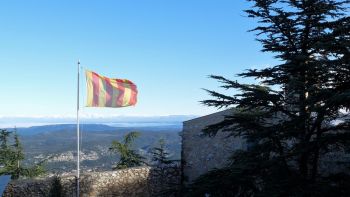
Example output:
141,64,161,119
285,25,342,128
0,130,12,167
188,0,350,196
109,131,146,169
151,138,176,166
0,129,46,180
151,139,182,197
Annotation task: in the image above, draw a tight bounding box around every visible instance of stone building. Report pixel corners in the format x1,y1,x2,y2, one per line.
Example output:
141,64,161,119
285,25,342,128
181,109,246,183
181,109,350,185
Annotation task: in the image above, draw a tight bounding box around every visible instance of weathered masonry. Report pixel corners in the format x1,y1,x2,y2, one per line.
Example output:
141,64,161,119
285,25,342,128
181,109,246,183
181,109,350,185
3,166,181,197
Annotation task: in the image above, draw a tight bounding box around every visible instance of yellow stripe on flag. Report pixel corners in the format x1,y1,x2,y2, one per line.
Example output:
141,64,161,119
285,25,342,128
98,77,106,107
86,71,94,107
122,83,132,106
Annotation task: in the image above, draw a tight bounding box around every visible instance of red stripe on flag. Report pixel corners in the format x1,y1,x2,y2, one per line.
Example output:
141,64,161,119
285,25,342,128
129,88,137,105
116,81,125,106
92,72,100,107
128,82,137,105
105,77,113,107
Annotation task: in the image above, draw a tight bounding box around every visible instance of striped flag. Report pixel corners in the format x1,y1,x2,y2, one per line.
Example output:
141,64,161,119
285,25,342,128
85,70,137,108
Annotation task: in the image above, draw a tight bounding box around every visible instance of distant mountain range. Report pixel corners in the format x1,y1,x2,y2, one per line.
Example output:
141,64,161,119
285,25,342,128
9,123,182,136
0,115,197,128
11,124,118,136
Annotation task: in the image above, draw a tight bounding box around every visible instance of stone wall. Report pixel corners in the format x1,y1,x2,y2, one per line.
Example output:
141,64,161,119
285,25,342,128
3,166,181,197
181,109,246,183
2,177,59,197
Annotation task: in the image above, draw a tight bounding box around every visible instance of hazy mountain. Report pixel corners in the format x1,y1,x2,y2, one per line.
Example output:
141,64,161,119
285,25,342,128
6,123,182,136
0,115,197,128
12,124,119,136
4,123,183,174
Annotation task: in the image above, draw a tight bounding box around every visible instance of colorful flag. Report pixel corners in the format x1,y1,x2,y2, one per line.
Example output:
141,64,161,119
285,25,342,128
85,70,137,107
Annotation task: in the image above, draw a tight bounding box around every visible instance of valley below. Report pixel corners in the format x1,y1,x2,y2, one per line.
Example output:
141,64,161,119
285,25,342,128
15,124,182,174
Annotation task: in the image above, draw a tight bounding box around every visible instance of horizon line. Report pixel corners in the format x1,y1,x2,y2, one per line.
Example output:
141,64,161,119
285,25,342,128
0,114,201,119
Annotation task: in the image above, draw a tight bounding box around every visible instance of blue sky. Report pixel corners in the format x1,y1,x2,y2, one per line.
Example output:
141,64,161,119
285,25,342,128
0,0,278,119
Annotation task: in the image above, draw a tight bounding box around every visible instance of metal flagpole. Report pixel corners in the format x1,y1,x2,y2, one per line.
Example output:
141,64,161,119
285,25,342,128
76,60,80,197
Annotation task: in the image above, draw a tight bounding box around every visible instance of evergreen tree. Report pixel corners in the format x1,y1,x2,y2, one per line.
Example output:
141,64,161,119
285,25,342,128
0,129,12,166
151,138,174,166
109,131,146,169
151,139,182,197
188,0,350,196
0,129,45,180
10,132,25,179
0,129,11,148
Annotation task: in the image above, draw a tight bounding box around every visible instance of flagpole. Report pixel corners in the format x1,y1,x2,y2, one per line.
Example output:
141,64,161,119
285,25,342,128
76,60,80,197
